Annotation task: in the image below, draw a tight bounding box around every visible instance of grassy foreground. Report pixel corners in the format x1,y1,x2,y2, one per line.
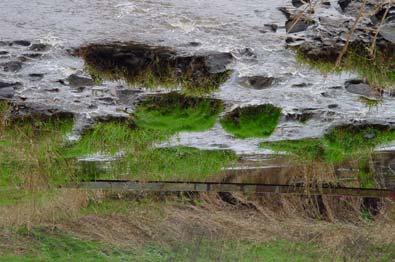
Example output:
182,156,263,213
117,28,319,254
0,229,334,262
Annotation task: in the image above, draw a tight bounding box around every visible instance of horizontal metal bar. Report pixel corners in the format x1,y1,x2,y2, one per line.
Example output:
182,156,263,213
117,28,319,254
64,180,395,199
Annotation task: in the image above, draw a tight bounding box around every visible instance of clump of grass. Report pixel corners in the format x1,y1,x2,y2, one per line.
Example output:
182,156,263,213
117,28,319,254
261,125,395,187
220,104,282,138
65,121,236,181
0,114,75,188
261,125,395,164
295,46,395,89
79,43,231,95
134,92,223,133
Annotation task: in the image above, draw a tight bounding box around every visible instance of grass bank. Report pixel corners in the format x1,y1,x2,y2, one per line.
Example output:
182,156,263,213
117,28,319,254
295,47,395,90
220,104,282,138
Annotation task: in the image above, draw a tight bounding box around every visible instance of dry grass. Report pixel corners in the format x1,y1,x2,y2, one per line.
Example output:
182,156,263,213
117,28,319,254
48,192,395,259
0,189,88,228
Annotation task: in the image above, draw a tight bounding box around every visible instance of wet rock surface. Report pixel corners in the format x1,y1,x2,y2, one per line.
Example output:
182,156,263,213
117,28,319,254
283,0,395,59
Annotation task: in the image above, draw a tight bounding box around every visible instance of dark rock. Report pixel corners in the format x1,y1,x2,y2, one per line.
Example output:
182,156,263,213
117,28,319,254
372,5,395,24
278,7,292,19
98,97,115,105
22,53,43,59
71,86,86,93
44,88,60,92
0,41,9,46
292,0,309,8
187,41,201,47
28,73,44,81
322,1,331,7
380,22,395,44
239,76,274,89
292,82,311,88
329,85,343,89
205,52,234,73
2,61,23,72
9,102,74,120
345,79,381,99
237,47,256,58
0,81,22,89
264,23,278,32
328,104,338,109
67,74,95,87
286,110,315,123
12,40,31,47
0,87,15,99
338,0,351,11
0,51,8,55
116,89,144,105
285,19,312,33
78,42,232,91
0,81,21,100
88,104,98,109
29,43,51,52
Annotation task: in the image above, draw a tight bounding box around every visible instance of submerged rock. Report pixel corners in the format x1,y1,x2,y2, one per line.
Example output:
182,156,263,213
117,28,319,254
345,79,382,99
67,74,95,87
2,61,23,72
238,75,275,89
29,43,51,52
12,40,31,47
0,81,20,100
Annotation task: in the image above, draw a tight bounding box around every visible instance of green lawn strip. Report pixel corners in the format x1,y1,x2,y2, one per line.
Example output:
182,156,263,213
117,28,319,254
220,104,282,139
134,92,223,133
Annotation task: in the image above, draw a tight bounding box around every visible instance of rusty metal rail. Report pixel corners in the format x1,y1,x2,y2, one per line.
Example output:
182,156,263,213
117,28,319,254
66,180,395,199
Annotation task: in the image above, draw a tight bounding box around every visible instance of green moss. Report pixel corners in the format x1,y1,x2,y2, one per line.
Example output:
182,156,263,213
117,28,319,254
295,47,395,89
134,93,223,133
261,125,395,165
220,104,282,139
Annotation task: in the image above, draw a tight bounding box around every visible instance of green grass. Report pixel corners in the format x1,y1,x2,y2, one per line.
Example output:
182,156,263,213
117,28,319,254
220,104,282,139
261,125,395,187
134,93,223,133
261,125,395,164
295,47,395,89
0,228,334,262
0,116,75,187
4,227,395,261
63,121,236,181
